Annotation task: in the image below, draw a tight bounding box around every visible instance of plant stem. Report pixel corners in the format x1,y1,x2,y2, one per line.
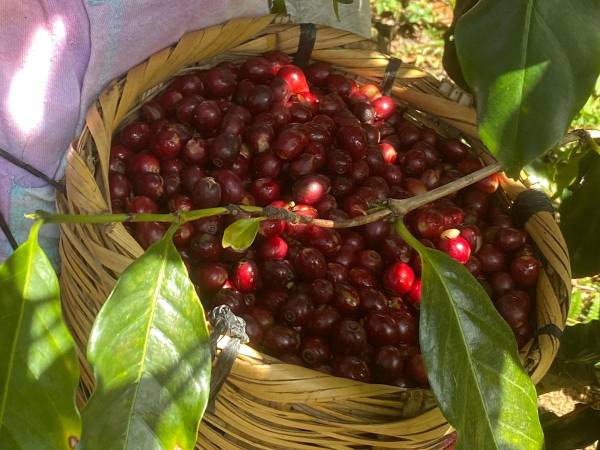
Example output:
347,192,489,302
28,163,501,228
388,162,502,215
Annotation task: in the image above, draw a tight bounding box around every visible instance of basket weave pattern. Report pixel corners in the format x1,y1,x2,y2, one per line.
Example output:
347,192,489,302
58,16,571,449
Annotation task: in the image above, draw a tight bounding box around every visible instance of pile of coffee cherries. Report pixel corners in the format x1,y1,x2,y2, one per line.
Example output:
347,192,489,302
108,52,540,387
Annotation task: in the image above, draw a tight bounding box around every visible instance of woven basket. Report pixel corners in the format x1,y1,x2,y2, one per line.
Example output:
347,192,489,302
58,15,571,449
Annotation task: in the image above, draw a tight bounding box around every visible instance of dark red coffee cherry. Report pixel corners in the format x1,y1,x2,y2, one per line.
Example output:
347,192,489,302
212,288,245,316
389,310,419,345
495,227,526,253
280,293,314,326
181,165,205,192
133,173,164,200
247,306,275,330
241,314,263,346
135,222,166,249
120,121,151,150
259,288,288,313
327,263,348,284
495,292,529,329
192,177,222,208
358,287,388,314
195,263,228,293
510,255,540,287
406,354,429,386
414,209,445,239
332,283,361,315
213,169,245,204
109,173,132,200
333,356,371,382
258,236,288,261
332,319,367,355
477,244,506,273
189,233,221,261
348,267,377,290
364,312,400,347
306,304,341,336
381,236,412,264
193,100,222,132
292,174,331,205
274,128,308,160
260,260,296,288
301,337,331,366
209,133,240,168
310,278,334,304
204,66,236,98
373,346,404,383
490,272,516,298
294,247,327,280
262,325,301,356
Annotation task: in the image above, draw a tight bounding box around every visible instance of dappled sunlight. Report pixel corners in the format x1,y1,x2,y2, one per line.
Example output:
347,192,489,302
7,17,66,135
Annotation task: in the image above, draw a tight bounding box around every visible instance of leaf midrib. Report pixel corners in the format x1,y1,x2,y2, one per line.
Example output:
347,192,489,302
424,252,500,449
0,243,33,429
121,243,169,450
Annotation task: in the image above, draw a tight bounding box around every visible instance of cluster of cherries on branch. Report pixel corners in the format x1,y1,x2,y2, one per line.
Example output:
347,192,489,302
108,51,540,386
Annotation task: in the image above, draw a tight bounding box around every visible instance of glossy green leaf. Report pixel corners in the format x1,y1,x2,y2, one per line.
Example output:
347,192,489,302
558,320,600,364
222,217,263,251
559,151,600,277
79,227,211,450
455,0,600,176
397,221,543,450
567,290,584,323
0,221,80,450
442,0,478,91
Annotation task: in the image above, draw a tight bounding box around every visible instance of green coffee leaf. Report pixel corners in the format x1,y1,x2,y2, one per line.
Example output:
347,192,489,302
559,151,600,277
0,221,80,450
79,226,211,450
397,221,544,450
455,0,600,176
222,217,263,251
442,0,478,91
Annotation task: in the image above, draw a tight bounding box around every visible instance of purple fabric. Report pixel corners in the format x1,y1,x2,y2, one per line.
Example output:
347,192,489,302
0,0,268,262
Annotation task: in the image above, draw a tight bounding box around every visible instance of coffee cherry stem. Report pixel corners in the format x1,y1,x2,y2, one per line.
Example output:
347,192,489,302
388,162,502,216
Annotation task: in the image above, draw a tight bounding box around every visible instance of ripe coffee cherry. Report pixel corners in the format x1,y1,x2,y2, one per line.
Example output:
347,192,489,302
172,221,194,248
371,96,395,120
241,314,263,346
258,236,288,261
459,224,483,253
476,173,500,193
133,173,164,200
495,227,526,253
246,84,274,114
171,73,204,95
310,278,334,305
408,278,422,306
461,189,489,217
354,250,382,275
495,293,529,329
274,128,308,160
332,283,361,315
127,196,159,214
332,319,367,355
292,174,331,205
233,260,259,293
438,139,467,161
348,267,377,290
406,354,429,386
306,61,331,86
384,262,415,295
307,229,340,258
189,233,221,261
301,337,331,365
307,304,340,336
193,100,222,131
120,121,151,149
286,204,318,239
414,209,445,239
325,148,353,175
373,346,404,382
327,263,348,285
477,244,506,273
327,74,358,99
356,289,387,315
280,293,314,326
213,169,244,204
260,260,296,288
294,247,327,280
181,165,205,192
247,306,275,330
127,153,161,176
204,66,236,97
381,235,412,264
195,263,228,293
510,255,540,287
333,356,371,382
250,178,280,206
365,312,400,346
193,216,221,236
343,194,369,217
465,256,482,277
209,133,240,168
437,229,471,264
109,173,131,199
260,288,288,313
262,325,301,356
389,309,418,346
135,222,166,249
490,272,516,298
141,100,165,123
277,65,309,94
384,164,403,186
440,206,465,228
182,137,208,164
192,177,222,208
